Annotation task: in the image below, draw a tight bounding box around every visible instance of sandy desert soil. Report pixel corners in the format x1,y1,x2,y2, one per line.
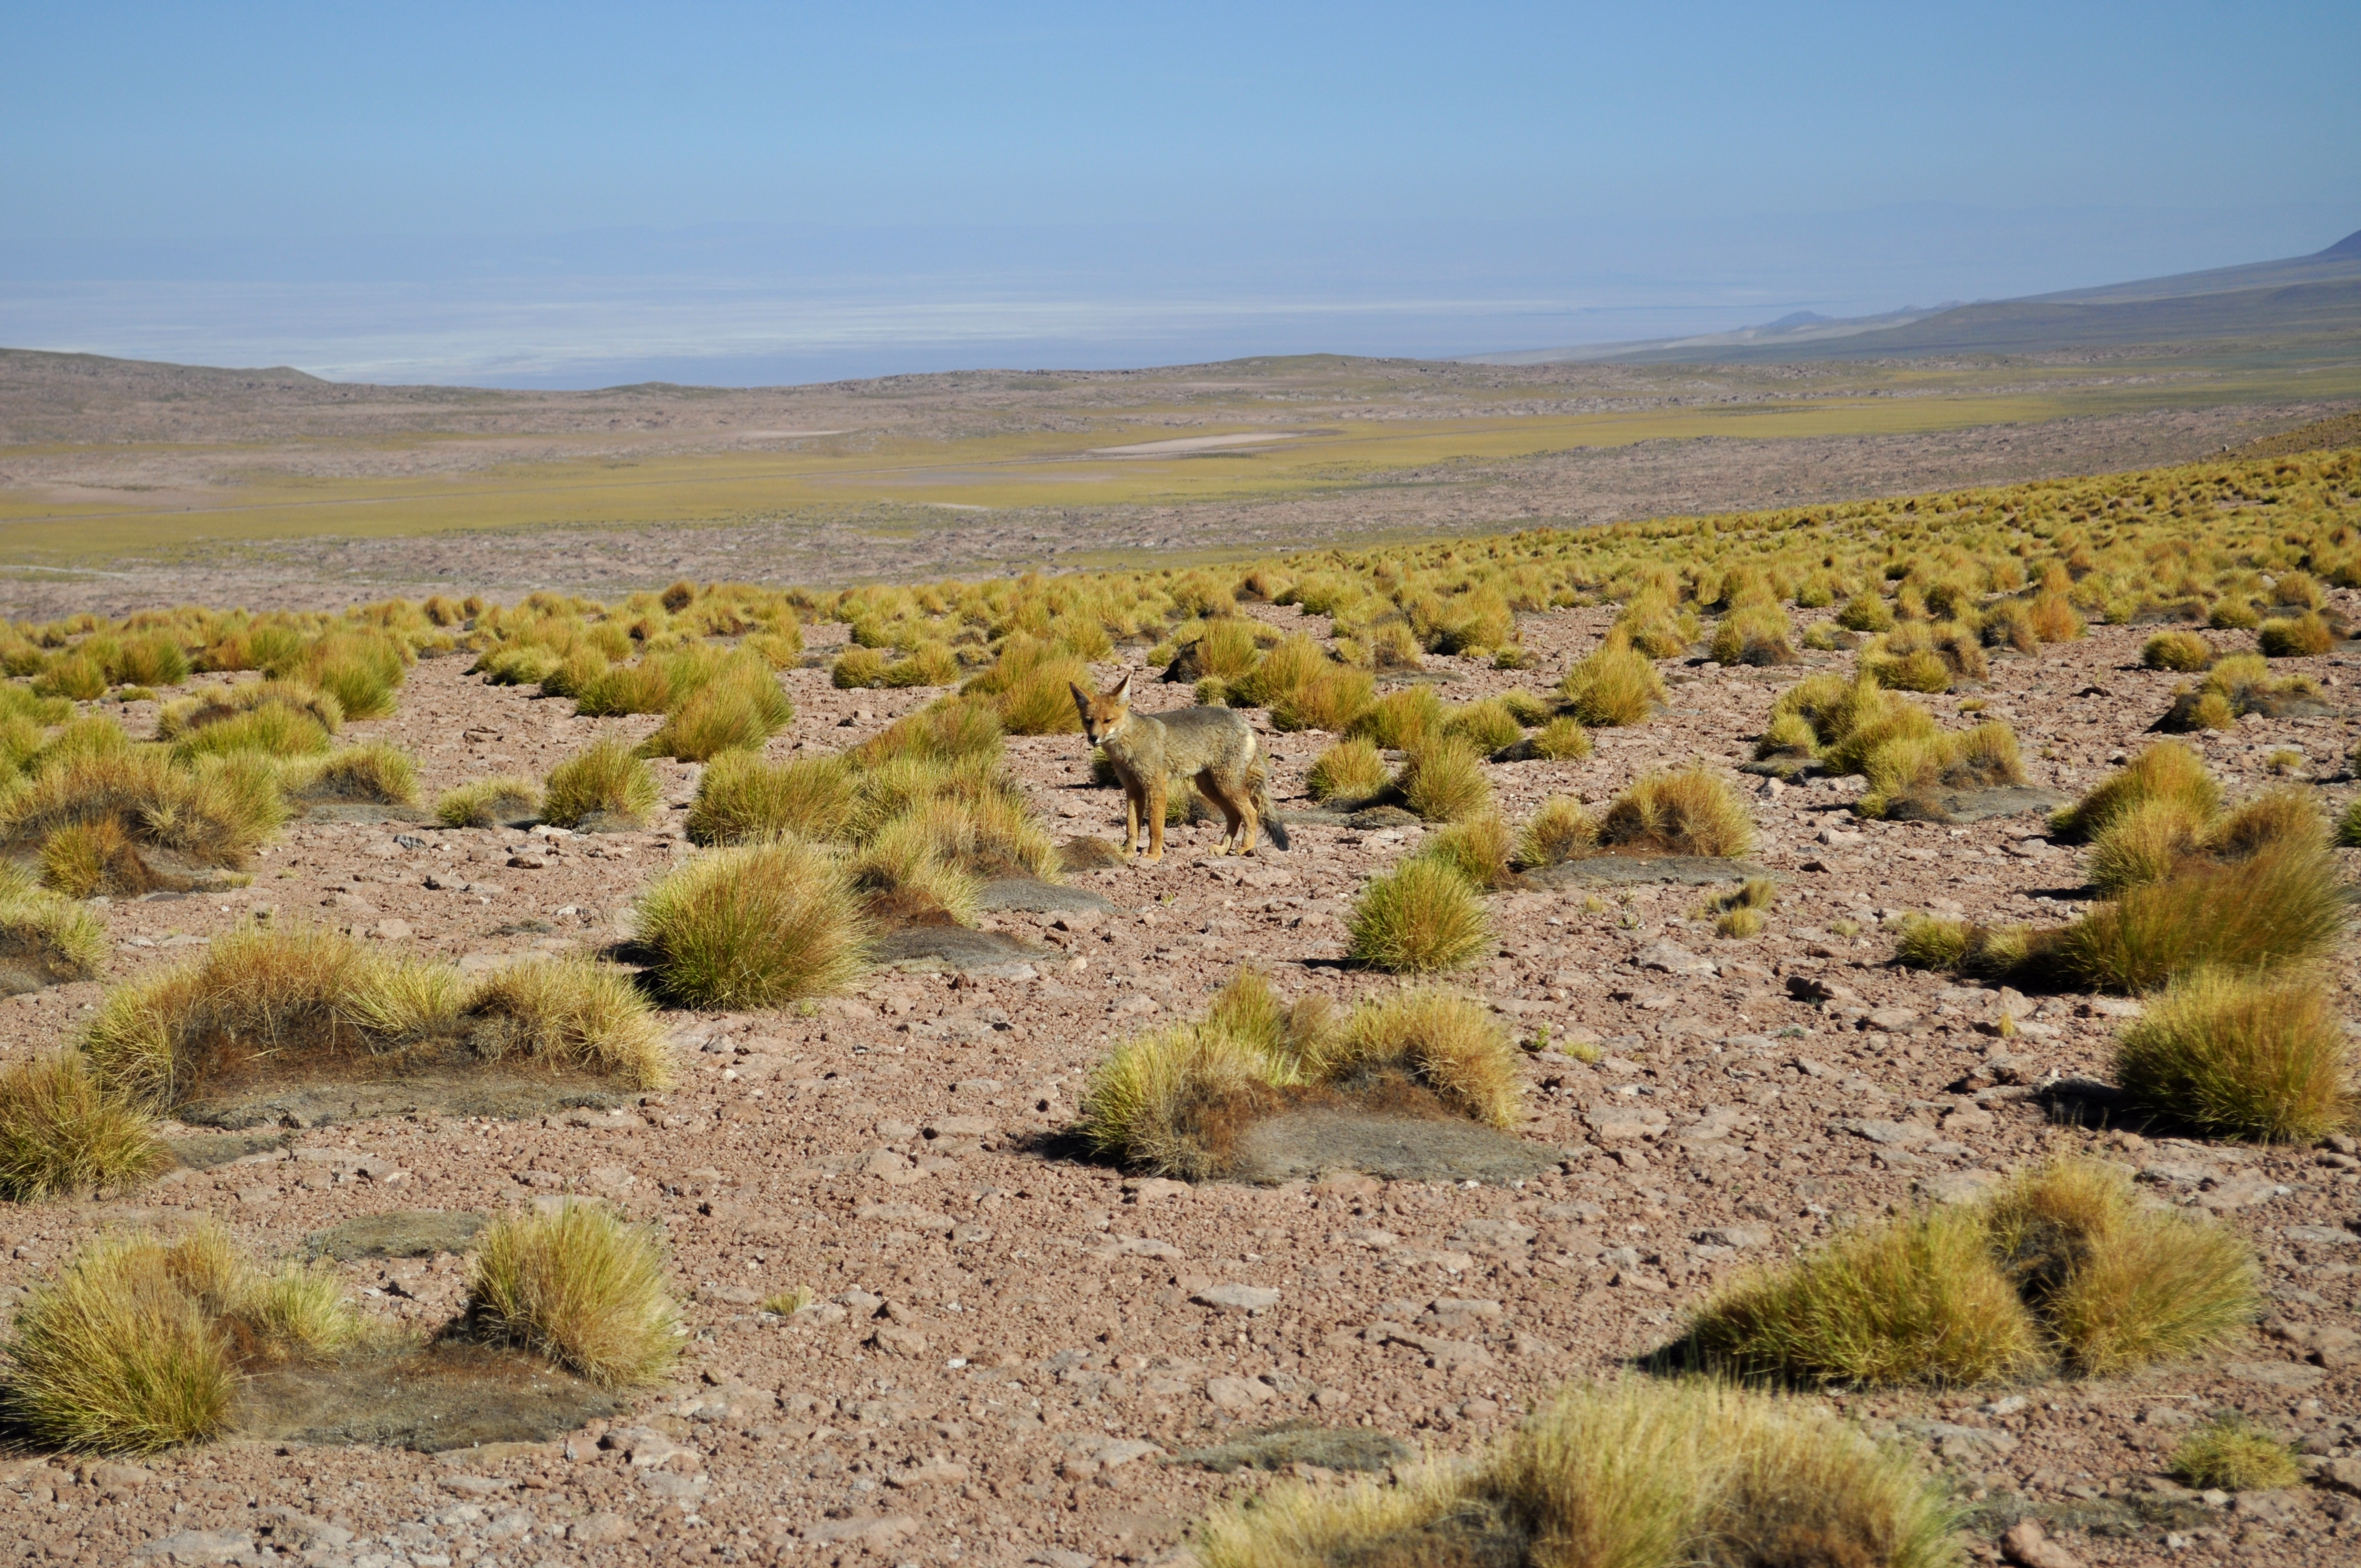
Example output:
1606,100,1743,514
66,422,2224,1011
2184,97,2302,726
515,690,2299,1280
0,600,2355,1567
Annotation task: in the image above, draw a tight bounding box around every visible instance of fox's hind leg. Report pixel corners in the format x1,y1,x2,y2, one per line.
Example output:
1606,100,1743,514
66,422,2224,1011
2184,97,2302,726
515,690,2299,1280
1145,778,1168,862
1196,769,1247,854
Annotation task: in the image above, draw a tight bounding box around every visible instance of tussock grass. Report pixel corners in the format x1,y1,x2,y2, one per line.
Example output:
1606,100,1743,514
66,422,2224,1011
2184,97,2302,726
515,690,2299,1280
1443,696,1524,753
640,659,793,760
1524,714,1592,760
2087,795,2209,894
2,1223,367,1453
2142,630,2215,672
2051,842,2344,992
1855,722,2024,819
2257,612,2335,657
1396,736,1493,823
1315,988,1518,1127
281,744,420,805
1347,857,1492,973
434,775,543,829
1557,633,1664,727
2052,742,2221,842
633,839,870,1008
850,818,985,926
1415,813,1517,891
0,876,108,984
78,924,670,1110
0,1055,166,1202
872,790,1059,880
686,752,855,845
1598,767,1755,857
466,1204,680,1389
1197,1380,1960,1568
2113,970,2353,1142
1689,1205,2043,1387
4,748,285,891
1984,1159,2259,1376
966,636,1091,735
1689,1157,2256,1387
2169,1417,2302,1492
542,740,661,829
1306,737,1388,802
1077,969,1516,1180
1515,796,1597,869
850,698,1003,769
1347,686,1445,751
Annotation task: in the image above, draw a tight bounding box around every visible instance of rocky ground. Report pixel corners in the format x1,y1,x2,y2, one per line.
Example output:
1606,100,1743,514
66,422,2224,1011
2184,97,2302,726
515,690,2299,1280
0,602,2358,1568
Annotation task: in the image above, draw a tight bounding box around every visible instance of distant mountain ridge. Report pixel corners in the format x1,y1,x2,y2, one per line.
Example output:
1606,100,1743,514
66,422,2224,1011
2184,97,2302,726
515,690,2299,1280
1464,228,2361,364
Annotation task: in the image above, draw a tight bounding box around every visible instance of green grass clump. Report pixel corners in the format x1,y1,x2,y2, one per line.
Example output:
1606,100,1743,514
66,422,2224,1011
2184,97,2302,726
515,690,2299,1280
2113,970,2353,1142
1306,737,1388,802
2051,842,2344,993
1196,1380,1961,1568
0,1055,165,1203
466,1203,680,1389
633,839,871,1008
1076,970,1516,1181
542,740,661,829
850,698,1003,768
686,752,855,845
831,646,888,688
1396,737,1493,823
1315,988,1519,1127
1557,633,1663,727
640,661,793,761
4,748,285,891
2169,1417,2302,1492
1346,857,1491,973
434,775,543,829
1598,767,1755,857
1524,714,1592,760
166,701,332,764
78,924,670,1111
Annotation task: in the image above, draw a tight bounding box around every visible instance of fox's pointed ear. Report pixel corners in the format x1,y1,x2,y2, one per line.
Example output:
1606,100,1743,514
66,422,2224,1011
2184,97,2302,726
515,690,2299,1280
1111,670,1133,704
1069,682,1091,717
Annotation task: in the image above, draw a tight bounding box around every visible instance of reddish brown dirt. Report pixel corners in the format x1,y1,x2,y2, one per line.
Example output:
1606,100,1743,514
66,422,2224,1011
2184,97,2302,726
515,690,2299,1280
0,606,2357,1566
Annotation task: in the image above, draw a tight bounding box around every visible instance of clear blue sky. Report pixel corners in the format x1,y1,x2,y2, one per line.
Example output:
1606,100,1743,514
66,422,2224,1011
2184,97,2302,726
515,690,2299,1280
4,2,2355,384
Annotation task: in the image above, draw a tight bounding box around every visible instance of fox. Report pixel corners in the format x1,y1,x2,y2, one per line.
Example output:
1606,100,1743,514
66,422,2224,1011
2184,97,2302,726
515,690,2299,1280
1070,672,1290,862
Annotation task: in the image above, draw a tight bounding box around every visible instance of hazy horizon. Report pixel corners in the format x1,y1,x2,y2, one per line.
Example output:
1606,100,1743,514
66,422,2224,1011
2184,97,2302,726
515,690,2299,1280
7,3,2357,389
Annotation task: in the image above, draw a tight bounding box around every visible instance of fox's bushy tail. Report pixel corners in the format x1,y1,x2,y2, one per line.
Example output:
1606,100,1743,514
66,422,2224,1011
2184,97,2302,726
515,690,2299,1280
1247,764,1290,851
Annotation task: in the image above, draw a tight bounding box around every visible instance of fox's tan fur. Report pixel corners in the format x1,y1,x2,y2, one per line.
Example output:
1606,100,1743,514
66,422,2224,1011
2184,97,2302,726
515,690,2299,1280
1070,672,1290,862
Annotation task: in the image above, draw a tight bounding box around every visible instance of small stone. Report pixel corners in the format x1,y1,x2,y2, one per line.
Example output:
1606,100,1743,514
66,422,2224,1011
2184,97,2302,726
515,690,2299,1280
1636,940,1715,977
367,918,414,941
1691,1225,1769,1250
1204,1375,1276,1411
1193,1283,1281,1314
871,1322,931,1357
2000,1520,2082,1568
570,1514,633,1545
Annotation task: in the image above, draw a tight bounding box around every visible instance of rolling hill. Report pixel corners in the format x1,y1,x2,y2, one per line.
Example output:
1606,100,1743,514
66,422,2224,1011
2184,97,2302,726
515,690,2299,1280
1468,228,2361,364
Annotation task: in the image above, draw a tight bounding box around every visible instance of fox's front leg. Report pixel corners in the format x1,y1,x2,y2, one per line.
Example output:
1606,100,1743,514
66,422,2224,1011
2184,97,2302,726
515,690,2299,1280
1146,781,1167,862
1122,786,1142,855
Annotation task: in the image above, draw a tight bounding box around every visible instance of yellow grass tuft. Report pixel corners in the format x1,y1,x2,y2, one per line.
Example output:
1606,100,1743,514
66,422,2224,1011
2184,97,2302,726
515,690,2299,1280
1306,737,1388,802
466,1203,681,1389
633,839,871,1008
434,775,543,829
1598,766,1755,857
2113,970,2354,1142
686,752,856,845
1313,988,1519,1126
0,1054,166,1203
1346,857,1492,974
2170,1417,2302,1492
1557,634,1664,727
1514,796,1597,869
2050,741,2220,842
542,739,661,829
1396,736,1493,823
